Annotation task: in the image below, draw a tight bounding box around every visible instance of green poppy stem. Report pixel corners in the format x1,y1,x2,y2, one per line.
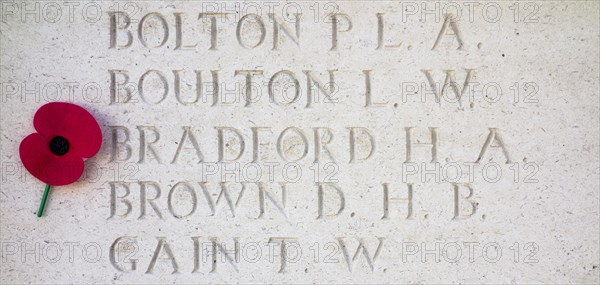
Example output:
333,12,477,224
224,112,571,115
37,184,51,218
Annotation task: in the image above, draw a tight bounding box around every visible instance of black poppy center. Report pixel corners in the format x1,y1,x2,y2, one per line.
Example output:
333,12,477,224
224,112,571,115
49,136,69,156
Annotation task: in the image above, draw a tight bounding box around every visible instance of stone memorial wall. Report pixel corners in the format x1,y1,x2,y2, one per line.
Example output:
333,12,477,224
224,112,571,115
1,1,599,283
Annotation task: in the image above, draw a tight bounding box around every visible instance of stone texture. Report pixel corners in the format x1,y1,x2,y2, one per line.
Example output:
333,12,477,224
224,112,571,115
0,1,598,283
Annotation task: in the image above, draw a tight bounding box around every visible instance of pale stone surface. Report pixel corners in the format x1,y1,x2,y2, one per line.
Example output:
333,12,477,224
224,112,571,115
0,1,599,283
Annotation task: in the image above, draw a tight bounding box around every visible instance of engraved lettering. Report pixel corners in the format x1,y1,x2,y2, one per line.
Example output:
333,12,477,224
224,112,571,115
137,126,162,163
172,126,204,164
317,182,345,219
146,237,178,274
330,13,352,51
405,127,439,163
476,128,512,164
337,237,384,272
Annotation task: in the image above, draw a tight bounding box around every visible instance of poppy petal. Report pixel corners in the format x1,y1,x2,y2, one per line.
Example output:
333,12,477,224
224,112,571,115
19,133,85,186
33,102,102,158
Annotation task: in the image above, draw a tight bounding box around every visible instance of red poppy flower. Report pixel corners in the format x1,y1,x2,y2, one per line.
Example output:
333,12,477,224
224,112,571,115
19,102,102,186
